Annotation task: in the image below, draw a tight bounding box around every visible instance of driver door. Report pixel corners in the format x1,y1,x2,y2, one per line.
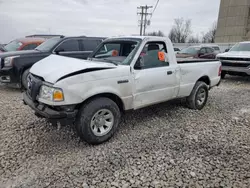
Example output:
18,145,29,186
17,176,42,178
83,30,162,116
133,42,179,109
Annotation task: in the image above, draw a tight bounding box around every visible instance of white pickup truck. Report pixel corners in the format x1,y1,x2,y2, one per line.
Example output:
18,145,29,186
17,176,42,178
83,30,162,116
216,41,250,78
23,36,221,144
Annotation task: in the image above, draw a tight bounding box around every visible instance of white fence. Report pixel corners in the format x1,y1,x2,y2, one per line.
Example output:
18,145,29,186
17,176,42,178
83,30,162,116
173,43,236,52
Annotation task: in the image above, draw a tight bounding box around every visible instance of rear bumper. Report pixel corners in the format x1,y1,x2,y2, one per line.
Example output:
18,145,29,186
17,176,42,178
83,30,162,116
222,66,250,76
23,92,78,124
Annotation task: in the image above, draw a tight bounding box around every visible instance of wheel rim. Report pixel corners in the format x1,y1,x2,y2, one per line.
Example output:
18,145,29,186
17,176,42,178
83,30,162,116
90,109,114,137
196,88,206,106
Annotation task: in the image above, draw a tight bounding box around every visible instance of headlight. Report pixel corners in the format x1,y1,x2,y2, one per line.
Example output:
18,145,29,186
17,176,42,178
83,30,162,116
4,56,19,67
39,85,64,102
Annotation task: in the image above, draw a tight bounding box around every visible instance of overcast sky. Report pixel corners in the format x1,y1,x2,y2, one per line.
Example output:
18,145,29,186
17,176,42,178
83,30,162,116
0,0,220,43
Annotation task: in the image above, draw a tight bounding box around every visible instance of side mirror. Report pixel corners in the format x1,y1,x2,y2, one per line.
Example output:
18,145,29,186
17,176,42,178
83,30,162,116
134,56,144,70
225,49,229,52
54,48,64,54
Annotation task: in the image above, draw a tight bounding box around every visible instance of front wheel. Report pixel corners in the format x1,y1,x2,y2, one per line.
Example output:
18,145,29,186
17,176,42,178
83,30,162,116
186,81,209,110
21,68,30,89
75,97,121,145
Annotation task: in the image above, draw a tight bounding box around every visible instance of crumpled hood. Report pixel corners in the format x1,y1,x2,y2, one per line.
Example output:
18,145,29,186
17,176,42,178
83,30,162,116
217,51,250,58
30,55,117,83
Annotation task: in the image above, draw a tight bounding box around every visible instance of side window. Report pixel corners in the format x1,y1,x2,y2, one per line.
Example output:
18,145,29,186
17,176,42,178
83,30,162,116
206,47,213,53
138,42,169,69
200,48,206,54
82,40,99,51
22,44,38,50
56,40,80,52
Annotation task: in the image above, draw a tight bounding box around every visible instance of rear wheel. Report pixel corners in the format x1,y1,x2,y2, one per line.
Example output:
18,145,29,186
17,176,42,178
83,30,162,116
21,68,30,89
75,97,121,145
186,81,208,110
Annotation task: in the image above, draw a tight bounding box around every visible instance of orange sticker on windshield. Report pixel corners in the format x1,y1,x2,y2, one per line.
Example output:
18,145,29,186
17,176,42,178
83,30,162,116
112,50,118,56
158,51,165,61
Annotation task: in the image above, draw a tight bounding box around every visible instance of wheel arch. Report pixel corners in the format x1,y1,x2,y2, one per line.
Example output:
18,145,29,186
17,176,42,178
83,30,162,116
197,75,211,87
77,92,125,113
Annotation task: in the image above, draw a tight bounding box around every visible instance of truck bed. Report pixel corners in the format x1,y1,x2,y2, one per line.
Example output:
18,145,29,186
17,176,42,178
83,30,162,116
177,58,218,64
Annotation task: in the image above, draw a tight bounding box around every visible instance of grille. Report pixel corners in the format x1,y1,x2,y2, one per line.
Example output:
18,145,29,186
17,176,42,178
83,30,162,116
27,74,43,102
219,57,250,61
222,62,250,67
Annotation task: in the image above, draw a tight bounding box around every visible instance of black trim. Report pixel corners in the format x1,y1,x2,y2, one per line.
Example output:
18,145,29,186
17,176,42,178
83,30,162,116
57,67,115,82
177,59,218,64
117,80,129,84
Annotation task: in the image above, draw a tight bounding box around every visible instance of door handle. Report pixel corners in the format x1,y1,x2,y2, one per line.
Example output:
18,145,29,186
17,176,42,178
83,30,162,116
167,71,173,75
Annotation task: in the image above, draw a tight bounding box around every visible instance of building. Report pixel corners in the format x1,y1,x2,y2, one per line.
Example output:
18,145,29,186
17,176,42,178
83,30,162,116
215,0,250,43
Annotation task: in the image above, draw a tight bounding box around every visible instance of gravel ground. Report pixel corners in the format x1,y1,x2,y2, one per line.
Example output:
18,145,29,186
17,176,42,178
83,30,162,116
0,76,250,188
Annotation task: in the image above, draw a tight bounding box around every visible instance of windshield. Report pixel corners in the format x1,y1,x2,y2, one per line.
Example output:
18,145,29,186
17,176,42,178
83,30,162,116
4,40,23,51
230,43,250,52
91,39,141,65
36,37,61,51
179,47,199,55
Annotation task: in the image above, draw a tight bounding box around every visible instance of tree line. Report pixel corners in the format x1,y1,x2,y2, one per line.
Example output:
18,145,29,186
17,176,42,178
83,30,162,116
147,18,217,43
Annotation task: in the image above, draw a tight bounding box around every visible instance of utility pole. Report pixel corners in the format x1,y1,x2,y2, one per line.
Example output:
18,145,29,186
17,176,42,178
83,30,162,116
137,5,153,36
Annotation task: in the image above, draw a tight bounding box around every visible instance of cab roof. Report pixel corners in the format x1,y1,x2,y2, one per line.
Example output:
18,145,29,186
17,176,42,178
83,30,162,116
108,35,167,40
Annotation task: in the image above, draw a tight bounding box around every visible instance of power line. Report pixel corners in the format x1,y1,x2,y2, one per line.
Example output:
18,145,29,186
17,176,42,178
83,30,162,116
151,0,160,18
147,0,160,28
137,5,153,35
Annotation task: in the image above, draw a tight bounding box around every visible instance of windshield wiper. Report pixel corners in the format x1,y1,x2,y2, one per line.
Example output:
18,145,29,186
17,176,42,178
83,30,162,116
103,59,118,66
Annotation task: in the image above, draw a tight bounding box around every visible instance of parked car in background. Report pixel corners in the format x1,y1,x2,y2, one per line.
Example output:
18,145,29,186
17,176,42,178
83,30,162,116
176,46,216,59
0,36,105,89
23,36,221,144
174,47,180,53
217,41,250,78
1,38,46,52
202,44,221,54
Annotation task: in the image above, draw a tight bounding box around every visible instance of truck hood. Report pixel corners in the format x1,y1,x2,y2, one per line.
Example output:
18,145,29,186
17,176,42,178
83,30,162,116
30,55,117,83
217,51,250,58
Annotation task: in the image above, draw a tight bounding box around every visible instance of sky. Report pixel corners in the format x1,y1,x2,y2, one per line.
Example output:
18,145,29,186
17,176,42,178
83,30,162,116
0,0,220,43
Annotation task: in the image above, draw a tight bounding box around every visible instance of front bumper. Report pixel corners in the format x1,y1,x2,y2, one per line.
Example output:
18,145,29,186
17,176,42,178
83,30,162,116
222,66,250,76
23,92,78,124
0,67,20,87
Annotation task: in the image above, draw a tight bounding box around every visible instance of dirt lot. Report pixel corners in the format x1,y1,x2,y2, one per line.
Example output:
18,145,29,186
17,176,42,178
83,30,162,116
0,76,250,188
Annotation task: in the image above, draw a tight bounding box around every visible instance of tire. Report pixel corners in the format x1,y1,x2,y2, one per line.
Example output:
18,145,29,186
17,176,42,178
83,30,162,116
221,71,226,79
21,68,30,89
186,81,209,110
75,97,121,145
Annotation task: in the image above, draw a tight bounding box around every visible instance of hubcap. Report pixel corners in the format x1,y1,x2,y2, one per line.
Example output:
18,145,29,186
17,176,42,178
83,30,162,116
197,88,206,105
90,109,114,136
